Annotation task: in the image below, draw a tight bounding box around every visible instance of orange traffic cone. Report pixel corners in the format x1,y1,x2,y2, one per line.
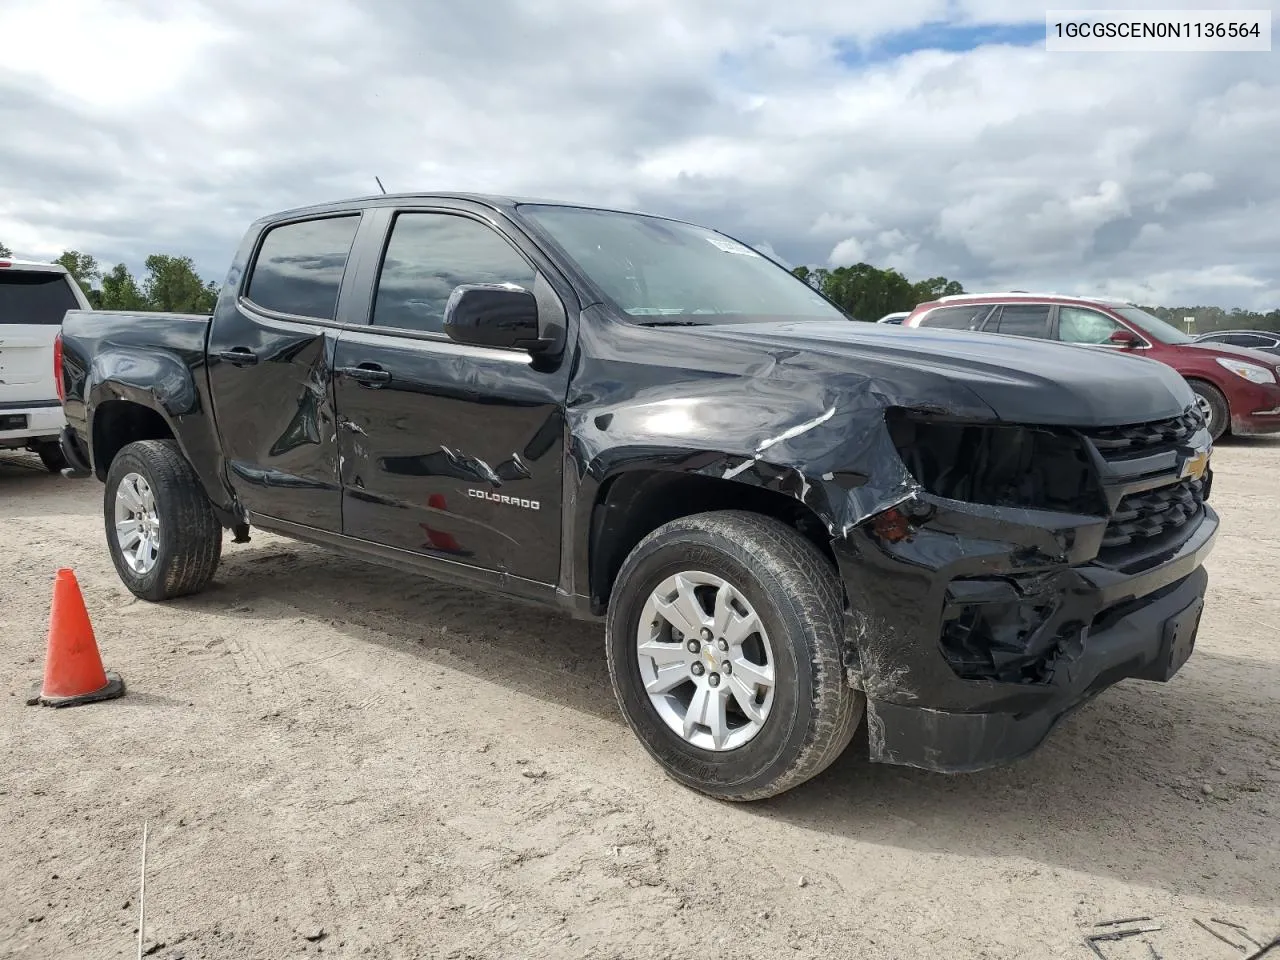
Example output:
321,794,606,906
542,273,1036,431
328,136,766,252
31,569,125,708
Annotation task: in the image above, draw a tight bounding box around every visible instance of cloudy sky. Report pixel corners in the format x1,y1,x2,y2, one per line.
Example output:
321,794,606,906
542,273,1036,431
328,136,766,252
1,0,1277,309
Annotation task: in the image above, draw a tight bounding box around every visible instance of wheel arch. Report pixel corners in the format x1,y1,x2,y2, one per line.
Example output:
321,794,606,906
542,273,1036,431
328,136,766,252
90,399,176,481
1183,376,1231,437
84,347,241,523
585,467,838,615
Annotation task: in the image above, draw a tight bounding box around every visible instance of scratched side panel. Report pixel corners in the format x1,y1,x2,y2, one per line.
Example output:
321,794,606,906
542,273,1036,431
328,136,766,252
333,329,565,582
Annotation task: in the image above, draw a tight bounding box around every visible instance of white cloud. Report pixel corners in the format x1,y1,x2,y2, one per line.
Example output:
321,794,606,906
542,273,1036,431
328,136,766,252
0,0,231,111
0,0,1277,309
829,237,868,265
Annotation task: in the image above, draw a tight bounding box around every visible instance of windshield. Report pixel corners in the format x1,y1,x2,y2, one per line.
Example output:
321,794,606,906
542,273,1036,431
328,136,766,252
518,204,847,323
1115,307,1195,344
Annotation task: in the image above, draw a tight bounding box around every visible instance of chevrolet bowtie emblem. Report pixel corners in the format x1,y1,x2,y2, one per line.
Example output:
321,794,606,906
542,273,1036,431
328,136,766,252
1180,448,1211,481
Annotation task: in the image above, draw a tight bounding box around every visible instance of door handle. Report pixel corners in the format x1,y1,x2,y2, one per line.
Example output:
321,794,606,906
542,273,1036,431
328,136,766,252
217,347,259,366
337,363,392,386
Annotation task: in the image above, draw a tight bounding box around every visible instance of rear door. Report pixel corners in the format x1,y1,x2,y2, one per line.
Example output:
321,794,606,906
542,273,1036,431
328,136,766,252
332,207,569,581
0,267,82,408
914,304,993,330
981,303,1053,339
206,213,362,531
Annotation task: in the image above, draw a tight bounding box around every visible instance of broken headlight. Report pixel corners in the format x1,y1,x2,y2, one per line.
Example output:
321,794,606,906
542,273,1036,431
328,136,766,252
886,410,1106,514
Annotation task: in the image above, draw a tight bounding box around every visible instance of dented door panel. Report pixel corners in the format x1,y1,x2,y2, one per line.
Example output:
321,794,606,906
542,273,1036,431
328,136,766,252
206,307,343,530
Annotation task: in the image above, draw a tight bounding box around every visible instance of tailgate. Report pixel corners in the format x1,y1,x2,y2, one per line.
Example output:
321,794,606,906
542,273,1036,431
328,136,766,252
0,323,57,405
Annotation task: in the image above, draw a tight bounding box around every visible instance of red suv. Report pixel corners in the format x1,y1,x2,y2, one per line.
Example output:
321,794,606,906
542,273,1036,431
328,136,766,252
903,293,1280,440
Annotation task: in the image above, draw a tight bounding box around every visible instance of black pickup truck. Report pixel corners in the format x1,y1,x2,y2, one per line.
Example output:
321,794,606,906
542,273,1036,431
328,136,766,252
57,194,1218,800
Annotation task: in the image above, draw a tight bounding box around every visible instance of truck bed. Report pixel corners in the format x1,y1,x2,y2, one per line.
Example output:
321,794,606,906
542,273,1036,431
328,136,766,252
59,309,216,481
59,312,209,417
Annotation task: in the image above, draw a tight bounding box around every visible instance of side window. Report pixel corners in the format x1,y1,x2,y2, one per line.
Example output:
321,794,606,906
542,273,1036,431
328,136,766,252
372,213,537,335
990,304,1050,338
246,216,360,320
1058,306,1125,344
917,305,989,330
1225,334,1269,347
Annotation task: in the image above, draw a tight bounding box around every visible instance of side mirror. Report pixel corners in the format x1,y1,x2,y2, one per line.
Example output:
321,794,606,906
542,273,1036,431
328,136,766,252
443,284,553,353
1109,329,1141,348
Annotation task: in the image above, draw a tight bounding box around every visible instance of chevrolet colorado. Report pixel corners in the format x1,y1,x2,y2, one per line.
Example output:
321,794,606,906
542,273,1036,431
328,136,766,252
57,194,1218,800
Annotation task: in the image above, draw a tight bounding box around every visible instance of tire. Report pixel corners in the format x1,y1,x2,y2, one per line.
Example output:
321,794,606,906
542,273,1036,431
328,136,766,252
104,439,222,601
605,510,864,801
33,441,67,474
1189,379,1229,441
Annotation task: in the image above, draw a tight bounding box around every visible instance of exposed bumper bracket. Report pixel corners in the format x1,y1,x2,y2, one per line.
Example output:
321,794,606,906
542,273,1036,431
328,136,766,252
865,566,1208,773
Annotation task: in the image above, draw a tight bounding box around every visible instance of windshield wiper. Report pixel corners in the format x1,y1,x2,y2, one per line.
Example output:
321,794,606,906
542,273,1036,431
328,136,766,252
636,319,714,327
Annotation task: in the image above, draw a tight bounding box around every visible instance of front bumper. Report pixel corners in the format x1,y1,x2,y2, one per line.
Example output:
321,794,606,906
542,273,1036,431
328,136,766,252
1229,379,1280,435
836,496,1218,773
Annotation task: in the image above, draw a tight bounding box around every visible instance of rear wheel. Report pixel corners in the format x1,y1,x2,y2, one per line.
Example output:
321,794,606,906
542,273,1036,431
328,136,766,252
1189,380,1229,441
605,511,864,801
33,441,67,474
104,439,222,601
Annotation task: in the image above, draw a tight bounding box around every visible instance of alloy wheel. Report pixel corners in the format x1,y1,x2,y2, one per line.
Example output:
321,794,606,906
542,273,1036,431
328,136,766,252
635,570,776,751
114,472,161,575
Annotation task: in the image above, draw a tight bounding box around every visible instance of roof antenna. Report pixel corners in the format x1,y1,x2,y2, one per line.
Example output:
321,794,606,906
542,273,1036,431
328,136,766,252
374,176,387,195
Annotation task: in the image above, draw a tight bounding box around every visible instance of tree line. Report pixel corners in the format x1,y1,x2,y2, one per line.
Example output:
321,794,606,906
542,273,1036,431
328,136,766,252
0,241,220,313
791,261,1280,333
792,263,965,321
1145,304,1280,335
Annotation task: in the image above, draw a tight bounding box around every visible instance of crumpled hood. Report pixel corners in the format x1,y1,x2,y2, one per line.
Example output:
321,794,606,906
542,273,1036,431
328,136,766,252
686,320,1195,426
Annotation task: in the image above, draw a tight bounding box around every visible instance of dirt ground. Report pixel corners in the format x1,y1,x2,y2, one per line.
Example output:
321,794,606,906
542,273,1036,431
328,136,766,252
1,439,1277,960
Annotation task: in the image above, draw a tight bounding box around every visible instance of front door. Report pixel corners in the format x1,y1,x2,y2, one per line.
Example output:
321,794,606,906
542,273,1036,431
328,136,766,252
333,209,567,582
206,214,361,531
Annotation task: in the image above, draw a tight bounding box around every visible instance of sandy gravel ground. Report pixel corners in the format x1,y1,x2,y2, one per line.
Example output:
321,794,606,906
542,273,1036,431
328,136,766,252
1,439,1277,960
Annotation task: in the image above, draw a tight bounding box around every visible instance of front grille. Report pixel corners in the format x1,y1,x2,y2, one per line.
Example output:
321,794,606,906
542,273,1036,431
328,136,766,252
1083,407,1203,460
1101,476,1207,552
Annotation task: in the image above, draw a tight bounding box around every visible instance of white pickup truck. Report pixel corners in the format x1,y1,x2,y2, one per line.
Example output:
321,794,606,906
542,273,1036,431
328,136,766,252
0,258,92,471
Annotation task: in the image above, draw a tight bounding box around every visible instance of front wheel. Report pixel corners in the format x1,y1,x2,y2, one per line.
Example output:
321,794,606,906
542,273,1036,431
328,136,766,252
104,439,223,601
605,511,864,801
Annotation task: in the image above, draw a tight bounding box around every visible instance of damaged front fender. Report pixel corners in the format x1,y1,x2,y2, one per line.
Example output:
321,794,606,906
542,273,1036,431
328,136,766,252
566,311,1001,545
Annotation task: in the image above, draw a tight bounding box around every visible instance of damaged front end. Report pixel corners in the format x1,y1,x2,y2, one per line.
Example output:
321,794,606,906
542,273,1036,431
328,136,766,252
835,406,1217,773
567,313,1216,774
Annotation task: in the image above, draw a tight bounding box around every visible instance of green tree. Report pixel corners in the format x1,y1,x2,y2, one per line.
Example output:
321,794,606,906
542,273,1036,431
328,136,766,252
820,263,917,322
99,263,148,311
202,279,221,311
0,240,11,258
911,276,965,302
55,250,104,307
143,254,218,313
54,250,101,289
790,261,966,320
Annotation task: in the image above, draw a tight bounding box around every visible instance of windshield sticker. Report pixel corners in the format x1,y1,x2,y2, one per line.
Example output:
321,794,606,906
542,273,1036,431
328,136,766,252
705,237,760,257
